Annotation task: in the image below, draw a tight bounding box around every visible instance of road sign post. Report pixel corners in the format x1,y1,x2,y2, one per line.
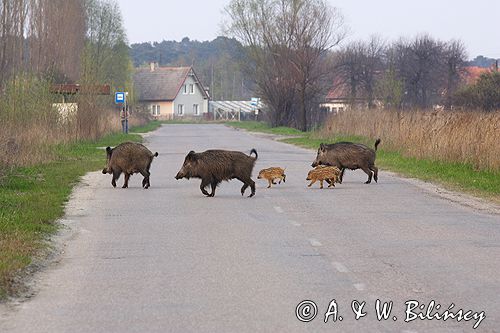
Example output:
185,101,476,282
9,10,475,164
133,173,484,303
116,92,128,134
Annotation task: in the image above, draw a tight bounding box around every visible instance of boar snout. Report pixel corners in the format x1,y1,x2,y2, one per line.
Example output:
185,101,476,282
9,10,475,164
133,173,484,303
311,161,318,167
175,171,184,180
102,168,108,174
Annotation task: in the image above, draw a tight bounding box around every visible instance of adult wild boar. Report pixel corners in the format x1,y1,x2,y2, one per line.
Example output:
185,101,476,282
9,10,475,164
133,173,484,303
175,149,258,197
311,139,381,184
102,142,158,189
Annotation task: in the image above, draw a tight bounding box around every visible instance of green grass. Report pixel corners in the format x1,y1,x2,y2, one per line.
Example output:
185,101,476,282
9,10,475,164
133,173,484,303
130,120,163,133
232,125,500,201
226,121,305,136
0,121,159,299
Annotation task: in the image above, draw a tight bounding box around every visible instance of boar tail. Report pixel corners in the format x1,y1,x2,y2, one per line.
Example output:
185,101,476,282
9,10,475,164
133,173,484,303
154,152,159,157
374,139,381,151
250,148,258,159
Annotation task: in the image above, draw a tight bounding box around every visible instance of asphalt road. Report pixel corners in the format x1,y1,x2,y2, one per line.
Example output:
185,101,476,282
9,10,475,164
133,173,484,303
1,124,499,333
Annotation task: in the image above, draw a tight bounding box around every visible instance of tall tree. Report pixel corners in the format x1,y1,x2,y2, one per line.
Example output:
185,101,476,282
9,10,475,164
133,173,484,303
333,36,384,108
224,0,345,130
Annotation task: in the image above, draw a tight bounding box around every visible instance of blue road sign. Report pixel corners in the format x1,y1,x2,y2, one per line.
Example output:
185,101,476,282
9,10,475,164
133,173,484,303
115,92,125,104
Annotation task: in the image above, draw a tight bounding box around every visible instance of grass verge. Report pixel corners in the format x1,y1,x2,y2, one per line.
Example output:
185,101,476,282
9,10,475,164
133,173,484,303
226,122,500,202
0,122,158,299
226,121,305,136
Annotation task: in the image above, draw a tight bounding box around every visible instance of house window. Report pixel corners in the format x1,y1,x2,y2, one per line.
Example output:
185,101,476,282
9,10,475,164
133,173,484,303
183,84,187,94
193,104,199,115
189,84,194,94
177,104,184,116
151,104,160,116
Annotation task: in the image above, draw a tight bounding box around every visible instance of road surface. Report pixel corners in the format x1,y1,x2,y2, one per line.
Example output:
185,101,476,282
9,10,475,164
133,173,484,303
1,124,499,332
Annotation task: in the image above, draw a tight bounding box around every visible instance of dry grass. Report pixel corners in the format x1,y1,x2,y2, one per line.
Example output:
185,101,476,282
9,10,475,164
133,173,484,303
320,109,500,171
0,111,146,169
0,75,149,170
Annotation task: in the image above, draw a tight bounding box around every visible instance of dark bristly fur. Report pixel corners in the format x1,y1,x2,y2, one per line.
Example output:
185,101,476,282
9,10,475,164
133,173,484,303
175,148,258,197
312,139,381,184
102,142,158,189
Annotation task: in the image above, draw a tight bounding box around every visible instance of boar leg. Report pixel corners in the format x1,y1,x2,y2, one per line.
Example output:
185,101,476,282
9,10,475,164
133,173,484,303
240,183,248,196
139,170,151,189
361,166,373,184
122,173,130,188
237,177,255,197
339,168,345,184
200,179,211,196
282,174,286,183
248,179,256,197
370,165,379,183
267,179,272,188
320,180,324,189
209,181,218,197
327,179,335,187
112,170,121,188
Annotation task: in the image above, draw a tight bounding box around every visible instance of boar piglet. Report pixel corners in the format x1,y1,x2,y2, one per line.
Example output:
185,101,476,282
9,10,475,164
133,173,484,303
257,167,286,188
175,149,258,197
102,142,158,189
312,139,381,184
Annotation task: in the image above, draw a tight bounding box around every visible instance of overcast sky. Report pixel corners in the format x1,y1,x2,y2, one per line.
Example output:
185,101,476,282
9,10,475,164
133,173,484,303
118,0,500,59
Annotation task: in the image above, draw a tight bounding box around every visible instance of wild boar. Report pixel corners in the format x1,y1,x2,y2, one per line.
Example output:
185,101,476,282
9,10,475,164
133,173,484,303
175,149,258,197
102,142,158,189
311,139,381,184
257,167,286,188
306,165,341,189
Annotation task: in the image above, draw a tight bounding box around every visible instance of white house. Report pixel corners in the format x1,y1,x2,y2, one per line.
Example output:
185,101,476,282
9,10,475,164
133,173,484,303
133,64,210,120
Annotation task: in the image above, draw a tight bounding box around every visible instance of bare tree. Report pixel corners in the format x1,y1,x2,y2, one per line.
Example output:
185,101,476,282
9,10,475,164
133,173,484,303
224,0,345,130
388,35,447,108
443,40,467,109
333,36,385,108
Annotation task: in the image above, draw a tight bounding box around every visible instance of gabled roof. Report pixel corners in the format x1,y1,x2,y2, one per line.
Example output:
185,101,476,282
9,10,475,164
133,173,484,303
133,66,209,101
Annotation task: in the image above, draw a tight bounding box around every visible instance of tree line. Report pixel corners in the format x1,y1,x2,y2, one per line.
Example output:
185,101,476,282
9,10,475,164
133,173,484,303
333,35,468,110
221,0,498,130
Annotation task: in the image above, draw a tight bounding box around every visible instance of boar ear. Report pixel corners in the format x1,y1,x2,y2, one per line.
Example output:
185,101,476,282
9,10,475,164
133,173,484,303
187,150,197,161
319,143,326,152
106,146,112,157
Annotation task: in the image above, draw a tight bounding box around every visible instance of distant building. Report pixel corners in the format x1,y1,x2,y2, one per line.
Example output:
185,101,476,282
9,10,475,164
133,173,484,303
133,64,210,120
321,81,369,114
462,64,500,86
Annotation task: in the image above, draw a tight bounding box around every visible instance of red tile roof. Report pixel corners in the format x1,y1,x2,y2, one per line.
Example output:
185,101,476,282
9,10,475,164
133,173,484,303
463,66,493,85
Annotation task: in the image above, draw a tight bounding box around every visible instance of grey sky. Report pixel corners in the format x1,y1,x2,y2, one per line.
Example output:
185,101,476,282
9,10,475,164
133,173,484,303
118,0,499,59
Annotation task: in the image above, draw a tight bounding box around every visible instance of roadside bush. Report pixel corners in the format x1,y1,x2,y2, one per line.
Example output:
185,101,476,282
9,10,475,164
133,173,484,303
454,72,500,111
